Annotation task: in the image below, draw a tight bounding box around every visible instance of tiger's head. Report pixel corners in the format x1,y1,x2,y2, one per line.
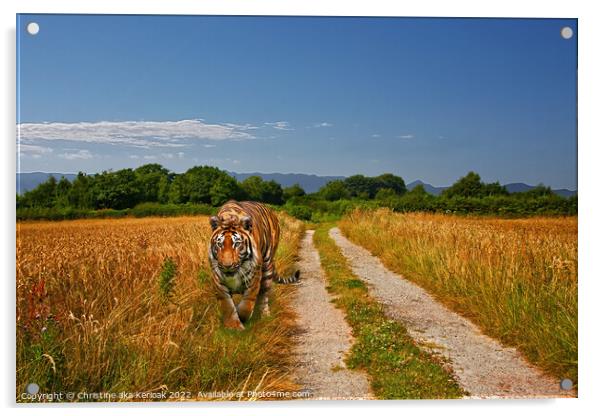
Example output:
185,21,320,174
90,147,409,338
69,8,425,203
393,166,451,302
209,214,254,274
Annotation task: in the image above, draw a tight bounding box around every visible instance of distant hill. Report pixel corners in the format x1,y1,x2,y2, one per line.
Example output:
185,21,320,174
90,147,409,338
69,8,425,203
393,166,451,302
16,172,577,197
407,180,448,195
17,172,77,194
503,183,577,198
408,180,576,198
548,188,577,198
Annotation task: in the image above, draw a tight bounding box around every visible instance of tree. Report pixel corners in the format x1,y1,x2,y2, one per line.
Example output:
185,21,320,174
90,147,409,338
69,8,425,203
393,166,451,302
241,176,265,201
399,184,433,210
442,171,483,198
375,173,407,196
407,184,428,197
176,166,243,205
157,174,172,204
93,169,141,209
184,166,218,204
20,176,57,208
261,180,284,205
134,163,170,202
518,184,555,198
240,176,284,204
319,180,351,201
442,172,508,198
68,172,94,209
283,183,306,201
343,175,377,199
168,174,187,204
210,175,244,206
482,181,509,197
55,177,72,207
375,188,397,201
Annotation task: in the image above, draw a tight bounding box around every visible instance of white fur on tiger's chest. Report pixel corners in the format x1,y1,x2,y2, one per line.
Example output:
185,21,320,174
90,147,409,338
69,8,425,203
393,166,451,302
221,273,244,293
217,259,257,294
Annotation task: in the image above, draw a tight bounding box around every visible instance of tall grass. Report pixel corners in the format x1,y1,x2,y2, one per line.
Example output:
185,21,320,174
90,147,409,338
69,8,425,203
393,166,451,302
339,209,577,384
16,213,304,401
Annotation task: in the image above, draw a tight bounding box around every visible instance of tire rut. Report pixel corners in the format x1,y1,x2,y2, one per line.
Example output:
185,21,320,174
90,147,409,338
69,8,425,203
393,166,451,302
290,230,373,400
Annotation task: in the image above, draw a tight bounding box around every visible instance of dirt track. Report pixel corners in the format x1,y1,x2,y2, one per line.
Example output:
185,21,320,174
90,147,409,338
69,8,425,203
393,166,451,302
290,230,372,400
329,227,573,399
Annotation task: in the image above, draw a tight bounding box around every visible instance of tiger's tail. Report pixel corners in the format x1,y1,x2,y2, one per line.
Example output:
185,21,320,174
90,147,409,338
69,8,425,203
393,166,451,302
275,270,301,284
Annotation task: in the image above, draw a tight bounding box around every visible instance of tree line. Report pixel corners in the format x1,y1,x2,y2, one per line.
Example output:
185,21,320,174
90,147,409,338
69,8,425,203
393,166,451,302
17,164,287,210
16,164,576,220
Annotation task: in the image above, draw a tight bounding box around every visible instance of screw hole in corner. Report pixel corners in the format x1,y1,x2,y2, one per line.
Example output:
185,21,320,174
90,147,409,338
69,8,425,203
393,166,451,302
560,378,573,391
26,22,40,36
560,26,573,40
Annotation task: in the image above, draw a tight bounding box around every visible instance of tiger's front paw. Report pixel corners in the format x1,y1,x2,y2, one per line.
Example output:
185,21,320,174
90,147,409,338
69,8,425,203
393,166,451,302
223,316,245,331
237,301,255,323
260,304,271,317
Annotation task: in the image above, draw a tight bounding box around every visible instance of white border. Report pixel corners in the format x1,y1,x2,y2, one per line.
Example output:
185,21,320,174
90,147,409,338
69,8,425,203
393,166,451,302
3,1,601,416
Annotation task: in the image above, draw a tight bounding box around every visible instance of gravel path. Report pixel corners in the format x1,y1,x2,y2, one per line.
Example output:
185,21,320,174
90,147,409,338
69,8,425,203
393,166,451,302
290,230,372,400
330,227,573,399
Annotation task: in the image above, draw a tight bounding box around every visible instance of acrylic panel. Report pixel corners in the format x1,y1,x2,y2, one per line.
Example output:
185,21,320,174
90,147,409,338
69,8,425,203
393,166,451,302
16,14,577,402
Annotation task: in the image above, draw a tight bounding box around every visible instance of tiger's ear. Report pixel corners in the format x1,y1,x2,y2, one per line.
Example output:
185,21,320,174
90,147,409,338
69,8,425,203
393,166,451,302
241,216,252,231
210,216,220,230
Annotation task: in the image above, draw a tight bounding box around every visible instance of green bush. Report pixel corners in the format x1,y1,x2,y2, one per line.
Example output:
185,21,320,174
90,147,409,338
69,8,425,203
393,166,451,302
158,257,177,301
283,204,313,221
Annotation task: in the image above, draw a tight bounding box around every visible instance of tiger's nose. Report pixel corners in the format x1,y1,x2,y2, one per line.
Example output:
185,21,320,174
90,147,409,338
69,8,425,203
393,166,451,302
220,262,239,272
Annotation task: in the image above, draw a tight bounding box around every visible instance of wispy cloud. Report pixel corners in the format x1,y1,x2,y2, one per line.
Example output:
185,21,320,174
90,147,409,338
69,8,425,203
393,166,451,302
59,149,94,160
312,122,334,128
371,134,381,138
17,119,257,149
399,134,414,139
223,123,258,131
264,121,293,131
160,152,185,159
19,144,53,158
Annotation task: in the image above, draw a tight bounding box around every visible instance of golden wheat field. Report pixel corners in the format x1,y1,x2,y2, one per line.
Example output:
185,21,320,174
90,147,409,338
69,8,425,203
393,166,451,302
339,209,578,384
16,214,304,402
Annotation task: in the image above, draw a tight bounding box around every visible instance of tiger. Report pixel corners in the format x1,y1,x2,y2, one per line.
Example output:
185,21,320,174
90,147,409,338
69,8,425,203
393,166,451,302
208,200,300,330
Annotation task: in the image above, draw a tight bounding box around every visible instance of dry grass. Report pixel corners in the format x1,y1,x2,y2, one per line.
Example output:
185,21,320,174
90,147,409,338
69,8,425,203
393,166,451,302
339,209,577,384
16,213,304,402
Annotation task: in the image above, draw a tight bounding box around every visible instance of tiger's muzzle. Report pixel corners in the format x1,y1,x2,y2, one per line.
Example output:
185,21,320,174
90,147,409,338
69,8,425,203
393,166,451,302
218,262,241,273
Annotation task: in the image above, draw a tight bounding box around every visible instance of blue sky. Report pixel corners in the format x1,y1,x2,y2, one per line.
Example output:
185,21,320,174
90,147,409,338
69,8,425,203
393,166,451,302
17,15,577,189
